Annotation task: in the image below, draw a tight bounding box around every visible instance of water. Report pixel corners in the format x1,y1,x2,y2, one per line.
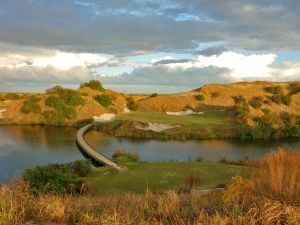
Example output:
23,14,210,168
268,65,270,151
1,125,300,182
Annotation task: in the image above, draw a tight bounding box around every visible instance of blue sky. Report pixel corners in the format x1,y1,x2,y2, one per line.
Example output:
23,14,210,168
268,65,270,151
0,0,300,93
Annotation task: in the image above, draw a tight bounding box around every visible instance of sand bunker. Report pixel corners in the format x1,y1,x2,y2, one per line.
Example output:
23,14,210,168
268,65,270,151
136,123,181,132
166,109,204,116
124,107,130,113
93,113,116,122
0,109,6,119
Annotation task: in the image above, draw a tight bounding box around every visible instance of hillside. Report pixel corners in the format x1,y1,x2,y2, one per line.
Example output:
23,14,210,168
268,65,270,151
0,81,300,130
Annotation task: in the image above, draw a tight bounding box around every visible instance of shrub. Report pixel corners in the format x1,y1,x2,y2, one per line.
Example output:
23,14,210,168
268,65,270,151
265,86,284,95
112,150,139,163
76,118,94,128
20,97,41,114
94,94,113,107
281,95,291,106
4,93,22,100
249,96,264,109
43,110,65,124
126,97,138,111
211,91,220,99
46,87,85,107
288,82,300,95
233,95,247,104
271,94,282,104
80,80,104,91
261,108,271,115
22,160,91,194
235,101,250,123
195,94,205,101
271,94,292,105
150,93,158,98
45,95,65,110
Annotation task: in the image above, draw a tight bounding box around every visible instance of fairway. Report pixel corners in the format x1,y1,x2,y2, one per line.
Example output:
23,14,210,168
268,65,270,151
84,162,244,195
118,111,234,128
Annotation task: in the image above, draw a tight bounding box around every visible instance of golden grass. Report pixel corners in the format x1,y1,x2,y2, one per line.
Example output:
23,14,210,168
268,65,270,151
253,148,300,205
1,149,300,224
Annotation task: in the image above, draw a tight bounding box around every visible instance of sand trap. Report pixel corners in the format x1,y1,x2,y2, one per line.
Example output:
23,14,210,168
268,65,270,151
136,123,181,132
124,107,130,113
93,113,116,122
166,109,204,116
0,109,6,119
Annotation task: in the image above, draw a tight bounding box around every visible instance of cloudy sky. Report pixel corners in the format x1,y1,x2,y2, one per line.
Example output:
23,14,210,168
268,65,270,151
0,0,300,93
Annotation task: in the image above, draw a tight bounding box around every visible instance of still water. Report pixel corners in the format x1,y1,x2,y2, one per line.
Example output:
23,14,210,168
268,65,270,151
1,125,300,182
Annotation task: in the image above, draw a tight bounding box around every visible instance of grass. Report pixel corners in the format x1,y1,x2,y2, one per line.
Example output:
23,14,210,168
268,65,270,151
118,110,234,128
84,162,244,195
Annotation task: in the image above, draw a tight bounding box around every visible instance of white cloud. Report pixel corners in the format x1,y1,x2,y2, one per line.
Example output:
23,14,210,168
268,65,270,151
161,51,277,80
0,51,109,71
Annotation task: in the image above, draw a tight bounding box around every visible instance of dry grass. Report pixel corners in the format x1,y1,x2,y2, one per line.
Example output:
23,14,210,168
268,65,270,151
0,149,300,224
253,148,300,205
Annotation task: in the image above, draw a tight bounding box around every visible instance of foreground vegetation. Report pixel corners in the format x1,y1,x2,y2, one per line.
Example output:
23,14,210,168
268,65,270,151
0,149,299,224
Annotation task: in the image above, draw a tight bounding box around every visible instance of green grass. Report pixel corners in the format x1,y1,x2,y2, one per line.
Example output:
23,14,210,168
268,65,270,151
84,162,245,195
118,111,234,128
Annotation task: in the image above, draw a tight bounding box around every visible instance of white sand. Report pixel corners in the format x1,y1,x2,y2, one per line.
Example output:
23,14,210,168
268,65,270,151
93,113,116,122
136,123,181,132
124,107,130,113
0,109,6,119
166,109,204,116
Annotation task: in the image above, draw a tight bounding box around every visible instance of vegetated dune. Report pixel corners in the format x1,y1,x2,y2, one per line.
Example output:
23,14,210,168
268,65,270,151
0,81,300,125
137,81,300,115
0,87,127,125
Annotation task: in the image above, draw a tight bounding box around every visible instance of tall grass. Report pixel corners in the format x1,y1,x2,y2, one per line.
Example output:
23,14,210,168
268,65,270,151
0,149,299,224
253,148,300,205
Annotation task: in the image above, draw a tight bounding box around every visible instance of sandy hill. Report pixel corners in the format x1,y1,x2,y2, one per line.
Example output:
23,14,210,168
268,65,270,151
0,81,300,125
136,81,300,116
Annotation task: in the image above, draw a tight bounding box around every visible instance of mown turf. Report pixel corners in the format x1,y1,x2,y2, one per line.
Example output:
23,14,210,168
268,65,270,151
84,162,244,195
118,111,234,128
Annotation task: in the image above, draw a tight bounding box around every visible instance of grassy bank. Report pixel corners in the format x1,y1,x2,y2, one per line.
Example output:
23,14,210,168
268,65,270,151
118,110,234,129
84,162,245,195
0,149,299,224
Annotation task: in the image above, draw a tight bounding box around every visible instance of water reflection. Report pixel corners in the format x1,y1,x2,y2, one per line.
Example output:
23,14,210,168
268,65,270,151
1,125,300,182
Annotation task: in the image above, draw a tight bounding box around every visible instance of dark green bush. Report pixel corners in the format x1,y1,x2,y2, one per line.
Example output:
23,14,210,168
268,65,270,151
249,96,264,109
233,95,247,104
4,93,22,100
150,93,158,97
195,94,205,101
126,97,138,111
94,94,113,107
76,118,94,128
20,97,41,114
261,108,271,115
211,92,220,99
45,95,65,110
288,82,300,95
43,110,65,124
271,94,282,104
235,101,250,124
265,86,284,95
281,95,292,106
112,150,139,163
46,86,85,107
80,80,104,91
23,160,92,194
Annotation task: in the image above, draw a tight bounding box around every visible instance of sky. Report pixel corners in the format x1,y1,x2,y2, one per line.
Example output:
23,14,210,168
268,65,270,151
0,0,300,93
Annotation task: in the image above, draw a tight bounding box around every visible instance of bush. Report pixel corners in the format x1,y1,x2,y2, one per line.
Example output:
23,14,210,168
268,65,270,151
271,94,292,105
211,91,220,99
43,110,65,124
249,96,263,109
233,95,247,104
45,95,65,110
94,94,113,107
76,118,94,128
4,93,22,100
281,95,291,106
265,86,284,94
126,97,138,111
112,150,139,163
288,82,300,95
80,80,104,91
20,97,41,114
195,94,205,101
261,108,271,115
22,160,92,194
150,93,158,98
46,87,85,107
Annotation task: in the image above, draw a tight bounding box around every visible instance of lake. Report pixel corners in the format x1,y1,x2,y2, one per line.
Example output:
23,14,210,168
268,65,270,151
1,125,300,182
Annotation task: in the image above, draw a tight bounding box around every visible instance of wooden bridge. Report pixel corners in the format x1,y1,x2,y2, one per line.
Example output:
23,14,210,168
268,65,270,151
76,124,122,170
